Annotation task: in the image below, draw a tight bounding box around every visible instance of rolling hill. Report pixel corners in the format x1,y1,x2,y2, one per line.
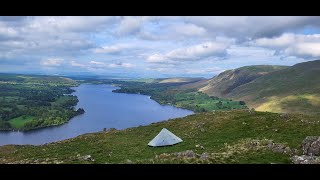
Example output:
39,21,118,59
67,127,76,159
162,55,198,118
227,60,320,114
199,65,287,97
200,60,320,115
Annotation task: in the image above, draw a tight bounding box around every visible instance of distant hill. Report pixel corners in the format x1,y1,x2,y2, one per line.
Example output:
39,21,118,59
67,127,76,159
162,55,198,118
0,73,78,86
158,77,205,84
226,60,320,115
199,65,287,97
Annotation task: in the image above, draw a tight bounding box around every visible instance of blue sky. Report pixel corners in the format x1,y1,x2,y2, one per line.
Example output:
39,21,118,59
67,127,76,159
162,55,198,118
1,16,320,78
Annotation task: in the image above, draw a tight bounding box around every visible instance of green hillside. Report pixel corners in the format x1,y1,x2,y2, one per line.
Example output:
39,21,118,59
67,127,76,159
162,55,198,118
199,65,287,97
1,110,319,164
227,60,320,115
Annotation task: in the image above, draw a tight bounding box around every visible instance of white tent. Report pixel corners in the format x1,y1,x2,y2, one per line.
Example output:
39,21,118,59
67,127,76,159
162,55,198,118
148,128,183,147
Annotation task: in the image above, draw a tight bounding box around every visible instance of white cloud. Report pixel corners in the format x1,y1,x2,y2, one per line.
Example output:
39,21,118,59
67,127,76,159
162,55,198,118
169,23,206,37
90,60,105,65
147,41,231,63
285,42,320,58
146,54,168,63
109,62,135,68
183,16,320,38
184,67,224,74
117,16,143,35
90,60,135,68
93,44,132,54
41,58,63,66
70,60,86,67
28,16,116,33
0,26,18,40
2,16,320,76
253,33,320,58
253,33,295,48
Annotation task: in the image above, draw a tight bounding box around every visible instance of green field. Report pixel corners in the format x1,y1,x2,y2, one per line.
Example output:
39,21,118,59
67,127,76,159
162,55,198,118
1,110,318,164
174,92,246,112
9,116,35,129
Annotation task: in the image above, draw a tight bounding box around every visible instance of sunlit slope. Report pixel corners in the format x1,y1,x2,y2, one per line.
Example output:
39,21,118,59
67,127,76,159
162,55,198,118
200,65,287,97
227,60,320,114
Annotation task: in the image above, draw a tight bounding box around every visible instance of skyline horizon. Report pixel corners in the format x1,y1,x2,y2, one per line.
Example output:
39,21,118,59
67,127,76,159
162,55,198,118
1,16,320,78
1,58,317,79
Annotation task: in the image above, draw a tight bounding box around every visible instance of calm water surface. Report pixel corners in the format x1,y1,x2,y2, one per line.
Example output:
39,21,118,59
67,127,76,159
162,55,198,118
0,84,193,145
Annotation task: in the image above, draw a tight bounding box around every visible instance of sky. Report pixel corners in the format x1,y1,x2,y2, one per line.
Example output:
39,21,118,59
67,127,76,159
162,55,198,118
1,16,320,78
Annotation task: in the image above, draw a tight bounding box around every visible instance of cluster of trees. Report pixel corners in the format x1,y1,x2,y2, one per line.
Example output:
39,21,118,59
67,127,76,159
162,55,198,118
112,80,248,113
0,121,11,130
0,74,84,131
21,108,84,130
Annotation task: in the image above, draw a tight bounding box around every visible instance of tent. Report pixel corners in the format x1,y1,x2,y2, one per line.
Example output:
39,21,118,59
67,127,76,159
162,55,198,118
148,128,183,147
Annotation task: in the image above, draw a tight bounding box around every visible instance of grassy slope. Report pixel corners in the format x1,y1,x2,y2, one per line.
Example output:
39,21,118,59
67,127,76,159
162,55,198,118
1,110,319,164
227,60,320,115
199,65,287,97
8,116,35,129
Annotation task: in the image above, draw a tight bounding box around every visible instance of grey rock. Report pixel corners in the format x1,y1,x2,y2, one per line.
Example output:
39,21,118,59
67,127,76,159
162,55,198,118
175,150,196,158
80,155,95,162
302,136,320,156
270,143,286,153
83,155,92,160
200,153,209,160
284,147,291,154
291,155,320,164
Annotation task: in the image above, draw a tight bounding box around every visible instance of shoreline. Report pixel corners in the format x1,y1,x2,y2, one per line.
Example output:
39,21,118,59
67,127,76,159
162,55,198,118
0,84,83,133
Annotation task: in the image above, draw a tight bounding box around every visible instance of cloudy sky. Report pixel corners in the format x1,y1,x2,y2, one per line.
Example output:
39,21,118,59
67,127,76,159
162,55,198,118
1,16,320,78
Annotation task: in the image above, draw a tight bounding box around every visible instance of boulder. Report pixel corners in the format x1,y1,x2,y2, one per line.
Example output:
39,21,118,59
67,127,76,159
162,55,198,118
175,150,196,158
200,153,209,160
270,143,286,153
291,155,320,164
302,136,320,156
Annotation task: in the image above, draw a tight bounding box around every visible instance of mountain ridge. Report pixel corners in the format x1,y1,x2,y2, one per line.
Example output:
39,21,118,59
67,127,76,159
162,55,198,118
199,60,320,115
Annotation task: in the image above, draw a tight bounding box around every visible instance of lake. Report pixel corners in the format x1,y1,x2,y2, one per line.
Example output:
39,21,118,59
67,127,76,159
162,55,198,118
0,84,194,146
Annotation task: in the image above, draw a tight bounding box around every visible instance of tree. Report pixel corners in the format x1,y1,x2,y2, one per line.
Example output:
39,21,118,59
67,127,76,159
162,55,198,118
239,101,246,105
216,101,223,107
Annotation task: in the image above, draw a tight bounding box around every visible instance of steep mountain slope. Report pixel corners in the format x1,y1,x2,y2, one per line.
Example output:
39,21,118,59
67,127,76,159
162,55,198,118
199,65,287,97
177,79,210,91
227,60,320,114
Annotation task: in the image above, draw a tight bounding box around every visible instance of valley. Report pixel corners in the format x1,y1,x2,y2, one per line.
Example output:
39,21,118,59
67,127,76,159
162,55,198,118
1,60,320,164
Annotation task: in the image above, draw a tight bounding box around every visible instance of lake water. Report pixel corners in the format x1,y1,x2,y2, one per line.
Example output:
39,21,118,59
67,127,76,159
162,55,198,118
0,84,193,146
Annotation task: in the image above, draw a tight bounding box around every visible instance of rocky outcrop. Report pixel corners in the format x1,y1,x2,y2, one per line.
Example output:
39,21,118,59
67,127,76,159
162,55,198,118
291,136,320,164
265,140,298,155
174,150,196,158
302,136,320,156
291,155,320,164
